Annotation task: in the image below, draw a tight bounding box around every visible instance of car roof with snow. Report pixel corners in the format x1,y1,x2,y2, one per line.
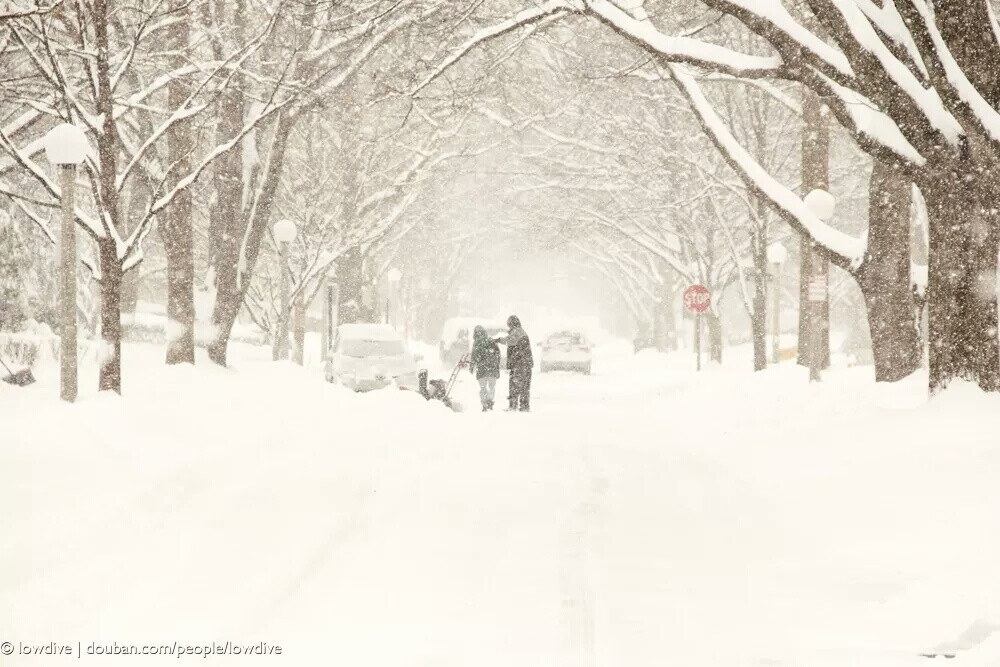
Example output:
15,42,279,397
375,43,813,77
546,329,586,339
336,323,402,341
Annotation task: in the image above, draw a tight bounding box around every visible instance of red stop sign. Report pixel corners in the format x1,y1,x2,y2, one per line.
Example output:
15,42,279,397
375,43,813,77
683,284,711,313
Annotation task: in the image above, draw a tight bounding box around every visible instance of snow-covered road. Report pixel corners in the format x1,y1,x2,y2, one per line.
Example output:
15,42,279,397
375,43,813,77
3,342,1000,666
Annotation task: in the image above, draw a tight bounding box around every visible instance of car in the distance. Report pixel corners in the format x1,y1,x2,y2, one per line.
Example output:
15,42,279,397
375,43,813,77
325,323,420,391
539,330,592,374
439,317,507,369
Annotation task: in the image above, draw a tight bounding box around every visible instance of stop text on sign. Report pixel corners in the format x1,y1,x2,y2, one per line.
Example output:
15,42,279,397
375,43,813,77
683,285,711,313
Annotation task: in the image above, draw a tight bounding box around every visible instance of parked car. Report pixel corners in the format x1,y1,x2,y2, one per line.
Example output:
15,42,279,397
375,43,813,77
439,317,507,369
325,323,419,391
539,330,592,374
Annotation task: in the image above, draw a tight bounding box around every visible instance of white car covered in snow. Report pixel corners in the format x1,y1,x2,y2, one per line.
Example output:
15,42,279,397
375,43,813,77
539,330,593,374
325,323,420,392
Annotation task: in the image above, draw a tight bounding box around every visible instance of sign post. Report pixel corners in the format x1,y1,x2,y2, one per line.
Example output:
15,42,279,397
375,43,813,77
683,284,712,371
807,272,827,382
322,282,339,360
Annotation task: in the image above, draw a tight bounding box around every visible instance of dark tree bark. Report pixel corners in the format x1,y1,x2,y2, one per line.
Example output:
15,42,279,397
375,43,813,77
208,113,297,366
797,89,831,371
653,266,677,352
600,1,1000,392
292,299,306,365
162,1,195,365
706,310,723,363
204,0,248,367
120,268,140,316
922,167,1000,392
98,239,123,393
94,0,123,393
335,246,368,324
750,210,768,371
856,158,922,382
206,83,246,361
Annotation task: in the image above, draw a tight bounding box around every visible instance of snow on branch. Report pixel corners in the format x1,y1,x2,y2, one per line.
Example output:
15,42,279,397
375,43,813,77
0,124,103,238
476,105,616,155
853,0,929,79
830,0,961,144
669,65,865,269
118,97,295,271
0,0,58,20
817,72,925,165
591,1,930,165
908,0,1000,143
584,0,783,77
410,0,574,97
703,0,853,77
146,100,294,222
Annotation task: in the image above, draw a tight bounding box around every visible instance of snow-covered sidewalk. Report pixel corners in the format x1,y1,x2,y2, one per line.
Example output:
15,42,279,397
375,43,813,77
3,343,1000,666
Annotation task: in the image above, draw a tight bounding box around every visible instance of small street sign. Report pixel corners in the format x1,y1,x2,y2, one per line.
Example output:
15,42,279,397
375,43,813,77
808,277,827,302
683,284,712,313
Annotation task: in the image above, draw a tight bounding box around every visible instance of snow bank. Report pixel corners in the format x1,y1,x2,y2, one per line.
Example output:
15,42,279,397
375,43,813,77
3,342,1000,665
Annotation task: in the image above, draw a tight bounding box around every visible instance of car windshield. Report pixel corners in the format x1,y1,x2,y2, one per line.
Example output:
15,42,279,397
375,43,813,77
548,332,584,345
340,338,405,358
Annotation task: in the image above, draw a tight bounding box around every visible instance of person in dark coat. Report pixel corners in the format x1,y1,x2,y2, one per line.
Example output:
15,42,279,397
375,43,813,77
500,315,533,412
470,325,501,411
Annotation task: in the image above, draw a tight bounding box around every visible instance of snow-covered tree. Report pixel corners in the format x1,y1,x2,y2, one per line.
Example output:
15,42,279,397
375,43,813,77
0,0,292,392
560,0,998,392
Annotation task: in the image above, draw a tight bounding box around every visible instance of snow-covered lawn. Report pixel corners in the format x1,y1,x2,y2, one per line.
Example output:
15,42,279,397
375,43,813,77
3,342,1000,665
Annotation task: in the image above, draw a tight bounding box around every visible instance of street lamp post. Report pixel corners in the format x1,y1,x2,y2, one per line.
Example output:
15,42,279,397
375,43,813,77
273,219,298,361
766,242,788,365
387,267,402,328
804,189,834,382
44,123,88,402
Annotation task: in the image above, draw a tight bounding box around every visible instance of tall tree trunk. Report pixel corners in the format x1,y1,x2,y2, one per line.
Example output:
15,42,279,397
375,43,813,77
653,265,677,351
94,0,122,393
205,0,247,367
163,1,195,365
706,310,723,363
98,240,122,392
208,108,296,366
923,168,1000,392
292,299,306,365
653,286,667,351
336,246,367,324
120,269,140,316
663,285,677,351
206,101,245,364
798,90,830,369
751,212,768,371
857,157,922,382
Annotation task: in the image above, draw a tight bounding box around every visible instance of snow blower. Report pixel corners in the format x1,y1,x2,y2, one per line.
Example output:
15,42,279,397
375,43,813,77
415,354,469,411
0,354,35,387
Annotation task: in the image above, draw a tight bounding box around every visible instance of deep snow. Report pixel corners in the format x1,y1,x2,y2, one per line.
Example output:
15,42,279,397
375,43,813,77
2,341,1000,666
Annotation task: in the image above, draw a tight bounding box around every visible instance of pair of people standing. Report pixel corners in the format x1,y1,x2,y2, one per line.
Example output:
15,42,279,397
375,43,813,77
469,315,533,412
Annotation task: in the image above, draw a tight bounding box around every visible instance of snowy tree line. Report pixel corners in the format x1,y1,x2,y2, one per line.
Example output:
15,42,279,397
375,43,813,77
2,0,998,396
0,0,556,392
554,0,995,395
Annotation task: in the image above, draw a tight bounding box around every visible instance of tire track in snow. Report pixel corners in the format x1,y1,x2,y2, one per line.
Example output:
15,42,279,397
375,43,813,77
559,442,609,667
239,482,372,633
